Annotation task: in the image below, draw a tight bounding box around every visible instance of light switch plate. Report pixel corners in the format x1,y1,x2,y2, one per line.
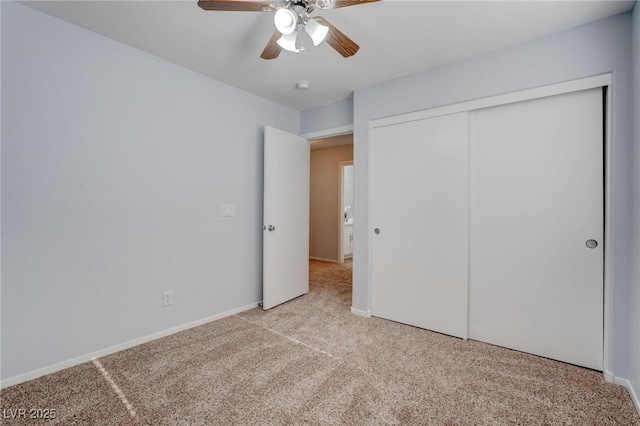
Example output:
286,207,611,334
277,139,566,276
221,204,236,217
163,291,173,307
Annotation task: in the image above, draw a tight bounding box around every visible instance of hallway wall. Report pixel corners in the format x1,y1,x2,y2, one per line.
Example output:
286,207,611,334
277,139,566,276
310,142,353,262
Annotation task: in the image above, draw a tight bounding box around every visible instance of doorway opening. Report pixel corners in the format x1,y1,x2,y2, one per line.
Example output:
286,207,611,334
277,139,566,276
339,161,354,264
308,133,353,264
308,133,354,306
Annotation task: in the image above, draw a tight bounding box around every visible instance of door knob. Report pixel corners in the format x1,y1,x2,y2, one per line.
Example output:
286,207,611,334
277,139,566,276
585,239,598,249
374,228,380,235
268,225,276,232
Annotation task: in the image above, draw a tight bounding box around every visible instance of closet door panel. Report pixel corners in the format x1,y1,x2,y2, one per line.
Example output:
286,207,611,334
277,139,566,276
469,88,603,370
371,112,469,339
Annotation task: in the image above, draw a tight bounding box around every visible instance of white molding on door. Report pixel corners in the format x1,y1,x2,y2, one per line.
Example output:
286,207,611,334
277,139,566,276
367,73,613,378
603,85,614,378
302,125,354,140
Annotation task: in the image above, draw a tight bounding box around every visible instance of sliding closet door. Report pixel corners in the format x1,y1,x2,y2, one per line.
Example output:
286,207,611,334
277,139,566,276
371,112,469,339
469,88,603,370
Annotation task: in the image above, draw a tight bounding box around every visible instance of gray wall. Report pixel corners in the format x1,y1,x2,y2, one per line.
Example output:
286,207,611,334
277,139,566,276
352,13,633,379
310,144,353,261
1,2,299,380
301,95,353,135
630,2,640,407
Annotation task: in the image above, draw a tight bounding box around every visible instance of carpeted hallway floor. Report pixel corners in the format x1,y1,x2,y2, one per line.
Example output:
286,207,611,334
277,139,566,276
2,260,639,425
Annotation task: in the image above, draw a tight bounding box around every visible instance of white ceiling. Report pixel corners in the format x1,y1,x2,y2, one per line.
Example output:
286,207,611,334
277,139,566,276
21,0,634,111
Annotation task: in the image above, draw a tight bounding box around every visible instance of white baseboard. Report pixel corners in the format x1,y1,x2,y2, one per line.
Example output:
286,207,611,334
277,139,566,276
613,377,640,415
604,371,614,383
350,307,371,317
309,257,340,264
0,302,260,389
630,381,640,416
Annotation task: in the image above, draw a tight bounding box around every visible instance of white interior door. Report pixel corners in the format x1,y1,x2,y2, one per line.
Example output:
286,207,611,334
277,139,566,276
263,126,310,310
371,112,469,339
469,88,604,370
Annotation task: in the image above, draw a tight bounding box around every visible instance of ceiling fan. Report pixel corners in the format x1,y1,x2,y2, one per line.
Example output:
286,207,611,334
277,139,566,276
198,0,379,60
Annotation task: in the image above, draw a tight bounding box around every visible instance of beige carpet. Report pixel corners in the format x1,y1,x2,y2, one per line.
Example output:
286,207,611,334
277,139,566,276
2,260,639,425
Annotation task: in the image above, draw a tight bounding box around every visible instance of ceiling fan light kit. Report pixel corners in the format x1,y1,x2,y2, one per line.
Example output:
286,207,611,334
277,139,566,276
277,31,304,53
305,17,329,46
275,17,327,54
197,0,379,60
274,8,297,35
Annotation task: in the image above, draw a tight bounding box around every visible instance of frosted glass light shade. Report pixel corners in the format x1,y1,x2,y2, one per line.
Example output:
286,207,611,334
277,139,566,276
305,18,329,46
277,32,299,52
274,8,297,35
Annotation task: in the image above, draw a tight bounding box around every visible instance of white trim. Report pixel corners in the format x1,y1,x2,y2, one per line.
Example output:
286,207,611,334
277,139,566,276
0,302,259,389
464,110,472,342
604,371,615,383
350,307,371,317
309,256,340,264
339,163,344,263
339,161,354,263
613,377,640,415
367,118,375,317
301,124,353,140
371,74,612,129
630,382,640,416
304,126,354,267
603,85,613,376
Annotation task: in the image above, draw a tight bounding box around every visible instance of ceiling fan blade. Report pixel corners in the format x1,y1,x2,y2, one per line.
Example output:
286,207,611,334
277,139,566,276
198,0,280,12
260,31,283,60
326,0,379,9
315,17,359,58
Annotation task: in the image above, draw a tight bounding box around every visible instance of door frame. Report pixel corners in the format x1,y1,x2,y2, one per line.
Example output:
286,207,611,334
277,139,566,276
339,161,354,263
303,125,355,264
367,73,613,379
